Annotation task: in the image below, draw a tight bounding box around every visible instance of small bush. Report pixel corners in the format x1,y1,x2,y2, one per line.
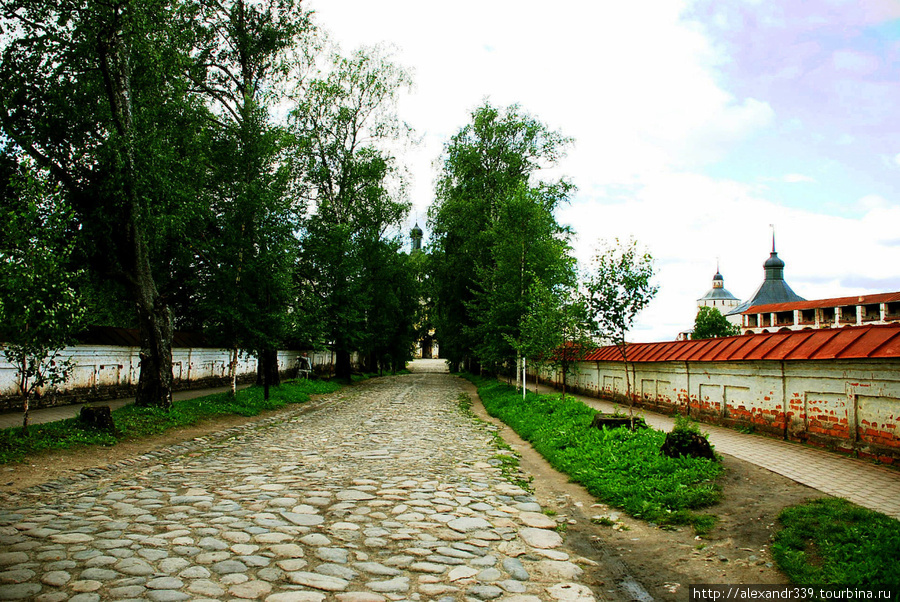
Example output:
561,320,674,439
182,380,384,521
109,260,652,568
661,415,717,460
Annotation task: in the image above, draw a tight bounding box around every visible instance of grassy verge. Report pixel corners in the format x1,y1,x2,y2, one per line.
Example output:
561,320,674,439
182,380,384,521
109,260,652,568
0,379,342,465
456,392,533,492
465,374,723,532
772,498,900,586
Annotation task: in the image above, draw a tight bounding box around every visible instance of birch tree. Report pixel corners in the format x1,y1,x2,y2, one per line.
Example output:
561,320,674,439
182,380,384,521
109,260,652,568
0,157,85,431
584,238,657,418
428,102,572,373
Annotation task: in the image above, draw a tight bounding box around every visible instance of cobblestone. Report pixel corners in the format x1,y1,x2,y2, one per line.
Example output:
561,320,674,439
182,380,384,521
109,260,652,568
0,362,597,601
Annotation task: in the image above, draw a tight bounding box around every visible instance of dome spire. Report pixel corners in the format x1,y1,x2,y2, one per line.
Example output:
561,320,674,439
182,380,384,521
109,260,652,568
410,222,423,252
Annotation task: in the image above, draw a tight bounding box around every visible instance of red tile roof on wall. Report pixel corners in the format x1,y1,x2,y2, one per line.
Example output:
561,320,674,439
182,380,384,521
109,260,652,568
583,324,900,363
741,291,900,315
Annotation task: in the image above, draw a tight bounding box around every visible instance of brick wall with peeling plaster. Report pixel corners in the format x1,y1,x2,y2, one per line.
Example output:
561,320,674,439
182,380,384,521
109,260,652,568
532,358,900,464
0,347,342,413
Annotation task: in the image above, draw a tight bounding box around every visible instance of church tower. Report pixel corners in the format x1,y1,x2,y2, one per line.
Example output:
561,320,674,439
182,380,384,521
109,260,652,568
410,223,423,252
726,235,805,319
697,264,740,314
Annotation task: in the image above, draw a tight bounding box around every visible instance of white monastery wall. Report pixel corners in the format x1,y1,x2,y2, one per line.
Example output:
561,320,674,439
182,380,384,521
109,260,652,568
0,346,338,412
533,358,900,463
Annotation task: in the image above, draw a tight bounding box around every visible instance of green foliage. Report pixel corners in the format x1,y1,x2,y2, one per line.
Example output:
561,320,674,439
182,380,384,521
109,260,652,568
0,379,341,464
692,306,740,339
290,45,415,379
428,102,574,372
0,159,86,430
772,498,900,586
465,374,722,531
189,0,312,360
525,283,592,393
475,182,576,369
584,238,657,411
585,237,658,349
0,0,213,408
662,414,717,459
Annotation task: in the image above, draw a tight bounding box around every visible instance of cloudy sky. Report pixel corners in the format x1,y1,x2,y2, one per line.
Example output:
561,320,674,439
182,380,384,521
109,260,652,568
305,0,900,342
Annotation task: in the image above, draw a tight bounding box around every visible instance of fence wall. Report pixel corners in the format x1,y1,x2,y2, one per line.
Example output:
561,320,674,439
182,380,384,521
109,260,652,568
0,346,340,413
532,358,900,463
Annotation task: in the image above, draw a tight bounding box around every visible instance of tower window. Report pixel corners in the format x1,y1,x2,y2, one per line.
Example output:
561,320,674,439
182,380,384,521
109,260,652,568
838,305,857,325
862,303,880,322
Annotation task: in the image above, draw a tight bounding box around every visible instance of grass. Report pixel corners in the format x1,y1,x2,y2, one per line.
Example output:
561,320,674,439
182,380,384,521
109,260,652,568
0,379,342,465
464,373,723,532
772,498,900,586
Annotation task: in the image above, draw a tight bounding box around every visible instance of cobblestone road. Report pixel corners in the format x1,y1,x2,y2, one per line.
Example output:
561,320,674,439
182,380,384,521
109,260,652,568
0,363,598,602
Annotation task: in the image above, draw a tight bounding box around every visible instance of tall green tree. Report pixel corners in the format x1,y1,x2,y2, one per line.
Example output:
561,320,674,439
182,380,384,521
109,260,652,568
0,0,208,409
290,45,413,380
428,102,572,373
584,238,658,417
358,239,421,374
693,306,740,339
0,157,86,431
472,182,576,386
188,0,313,397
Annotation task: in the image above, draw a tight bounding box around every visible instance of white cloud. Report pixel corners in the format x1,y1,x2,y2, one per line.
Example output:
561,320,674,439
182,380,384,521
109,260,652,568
562,175,900,342
857,194,891,211
832,49,880,75
307,0,776,215
783,173,816,183
304,0,900,344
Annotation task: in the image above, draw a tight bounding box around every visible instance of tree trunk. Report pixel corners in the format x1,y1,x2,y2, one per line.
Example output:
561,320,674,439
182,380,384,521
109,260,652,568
515,352,522,392
620,342,634,427
21,393,29,434
335,349,352,381
134,291,174,409
268,350,281,386
130,233,174,410
256,348,280,401
229,348,239,396
101,14,175,411
256,349,281,388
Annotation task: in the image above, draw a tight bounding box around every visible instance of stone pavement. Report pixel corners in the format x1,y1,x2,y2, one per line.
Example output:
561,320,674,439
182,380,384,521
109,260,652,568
0,362,600,602
526,380,900,520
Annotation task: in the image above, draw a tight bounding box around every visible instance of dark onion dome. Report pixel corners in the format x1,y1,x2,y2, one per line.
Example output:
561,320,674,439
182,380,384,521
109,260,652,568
764,252,785,270
727,246,804,316
411,223,423,238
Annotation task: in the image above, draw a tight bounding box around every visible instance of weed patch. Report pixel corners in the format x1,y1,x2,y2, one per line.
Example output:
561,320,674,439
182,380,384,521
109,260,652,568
464,374,723,531
772,498,900,586
0,379,342,464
